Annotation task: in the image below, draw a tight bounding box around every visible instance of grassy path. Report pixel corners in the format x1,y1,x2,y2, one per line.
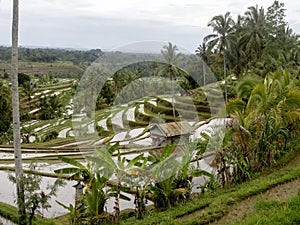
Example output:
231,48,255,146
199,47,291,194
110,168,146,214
213,178,300,225
211,150,300,225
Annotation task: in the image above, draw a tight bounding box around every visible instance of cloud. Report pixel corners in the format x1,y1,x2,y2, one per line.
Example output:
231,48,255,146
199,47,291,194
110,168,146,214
0,0,299,52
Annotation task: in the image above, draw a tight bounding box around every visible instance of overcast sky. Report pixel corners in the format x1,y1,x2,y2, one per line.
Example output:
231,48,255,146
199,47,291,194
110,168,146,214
0,0,299,52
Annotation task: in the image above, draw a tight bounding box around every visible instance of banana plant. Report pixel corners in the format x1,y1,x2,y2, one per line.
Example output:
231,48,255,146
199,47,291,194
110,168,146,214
87,143,145,222
55,201,77,225
147,143,184,210
54,156,93,188
54,155,109,224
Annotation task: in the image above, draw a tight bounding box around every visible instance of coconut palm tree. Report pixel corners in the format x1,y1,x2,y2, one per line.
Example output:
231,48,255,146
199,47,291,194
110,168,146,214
204,12,235,102
11,0,27,223
195,42,209,85
160,42,182,121
22,81,36,110
243,5,266,62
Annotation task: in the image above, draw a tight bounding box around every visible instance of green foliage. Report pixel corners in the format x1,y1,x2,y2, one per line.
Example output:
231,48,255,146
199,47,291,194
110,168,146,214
200,1,300,78
18,72,31,86
226,69,300,172
8,164,66,225
0,201,60,225
120,164,300,225
55,156,110,224
55,156,92,183
38,94,63,120
95,124,114,137
0,46,102,64
43,130,58,142
0,82,12,135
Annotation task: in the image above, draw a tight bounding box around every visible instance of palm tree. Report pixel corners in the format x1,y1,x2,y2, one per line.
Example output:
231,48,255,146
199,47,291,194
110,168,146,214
195,42,209,85
161,42,181,121
22,81,35,110
204,12,235,102
11,0,27,223
243,5,266,62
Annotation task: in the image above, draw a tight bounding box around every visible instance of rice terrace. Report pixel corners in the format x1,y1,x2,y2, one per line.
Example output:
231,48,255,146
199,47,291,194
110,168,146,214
0,0,300,225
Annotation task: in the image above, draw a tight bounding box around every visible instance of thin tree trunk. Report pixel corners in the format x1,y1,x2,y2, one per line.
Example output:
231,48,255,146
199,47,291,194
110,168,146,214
114,181,121,222
11,0,27,224
170,67,176,122
223,53,227,103
202,61,206,86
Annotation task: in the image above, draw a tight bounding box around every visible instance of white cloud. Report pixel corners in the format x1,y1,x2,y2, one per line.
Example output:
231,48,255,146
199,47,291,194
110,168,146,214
0,0,299,51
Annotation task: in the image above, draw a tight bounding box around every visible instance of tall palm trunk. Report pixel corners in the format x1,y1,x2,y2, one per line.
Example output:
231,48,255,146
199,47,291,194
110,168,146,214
169,66,176,122
223,53,228,103
11,0,27,224
202,62,206,86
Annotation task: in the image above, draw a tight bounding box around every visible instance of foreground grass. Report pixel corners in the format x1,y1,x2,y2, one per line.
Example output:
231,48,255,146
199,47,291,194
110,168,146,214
120,164,300,225
230,192,300,225
0,202,67,225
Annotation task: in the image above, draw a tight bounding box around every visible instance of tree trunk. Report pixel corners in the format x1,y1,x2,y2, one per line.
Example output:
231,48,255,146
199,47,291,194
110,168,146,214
114,181,121,222
202,61,206,86
170,66,176,122
11,0,27,224
223,53,227,103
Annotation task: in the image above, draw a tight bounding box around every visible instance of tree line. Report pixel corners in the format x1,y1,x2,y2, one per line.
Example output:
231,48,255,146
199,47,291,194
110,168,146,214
197,0,299,87
0,46,102,64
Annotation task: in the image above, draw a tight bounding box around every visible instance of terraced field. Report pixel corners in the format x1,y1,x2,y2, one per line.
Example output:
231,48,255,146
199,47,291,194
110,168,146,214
1,94,220,159
0,78,230,218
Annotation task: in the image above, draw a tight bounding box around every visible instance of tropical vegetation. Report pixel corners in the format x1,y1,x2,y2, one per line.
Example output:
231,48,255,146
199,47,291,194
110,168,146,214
0,0,299,224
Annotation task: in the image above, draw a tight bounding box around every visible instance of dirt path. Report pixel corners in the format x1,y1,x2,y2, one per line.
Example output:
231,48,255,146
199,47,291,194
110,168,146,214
210,151,300,225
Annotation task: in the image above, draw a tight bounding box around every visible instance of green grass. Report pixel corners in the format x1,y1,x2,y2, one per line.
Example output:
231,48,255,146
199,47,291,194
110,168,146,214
230,192,300,225
0,202,64,225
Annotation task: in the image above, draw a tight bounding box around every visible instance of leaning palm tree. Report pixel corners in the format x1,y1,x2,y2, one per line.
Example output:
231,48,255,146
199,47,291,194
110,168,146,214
160,42,181,121
11,0,27,224
204,12,234,102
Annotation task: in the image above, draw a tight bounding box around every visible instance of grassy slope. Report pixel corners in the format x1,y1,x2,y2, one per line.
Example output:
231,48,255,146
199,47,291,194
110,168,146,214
0,202,64,225
230,193,300,225
120,151,300,225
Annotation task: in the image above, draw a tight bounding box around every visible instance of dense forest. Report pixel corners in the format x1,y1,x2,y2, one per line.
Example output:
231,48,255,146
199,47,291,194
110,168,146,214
197,1,299,79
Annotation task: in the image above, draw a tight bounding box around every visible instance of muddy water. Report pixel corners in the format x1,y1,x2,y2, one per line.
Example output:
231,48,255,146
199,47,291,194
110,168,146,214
0,170,143,218
0,159,214,221
0,118,222,220
0,216,16,225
